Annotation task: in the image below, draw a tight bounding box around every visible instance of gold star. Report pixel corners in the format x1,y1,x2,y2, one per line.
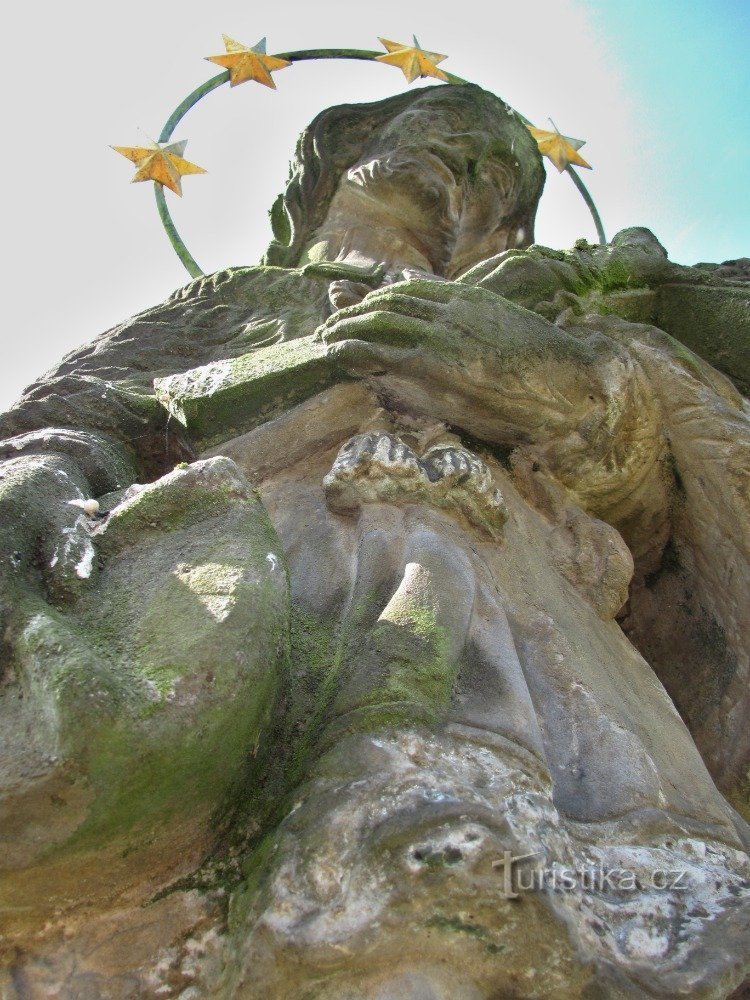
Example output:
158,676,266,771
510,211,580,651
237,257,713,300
205,35,291,88
376,35,448,83
526,125,592,172
111,140,206,196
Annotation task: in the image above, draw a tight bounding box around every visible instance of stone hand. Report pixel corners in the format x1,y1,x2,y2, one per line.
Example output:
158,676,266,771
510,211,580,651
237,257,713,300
318,278,609,448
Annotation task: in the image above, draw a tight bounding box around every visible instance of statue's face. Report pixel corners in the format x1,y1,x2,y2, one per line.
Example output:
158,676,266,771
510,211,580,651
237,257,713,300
301,89,544,278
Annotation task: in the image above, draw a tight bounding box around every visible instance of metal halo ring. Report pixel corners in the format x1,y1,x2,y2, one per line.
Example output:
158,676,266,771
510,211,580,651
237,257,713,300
152,48,606,278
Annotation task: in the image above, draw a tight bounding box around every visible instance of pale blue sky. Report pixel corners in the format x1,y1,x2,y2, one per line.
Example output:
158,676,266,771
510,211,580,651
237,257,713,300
1,0,747,410
588,0,749,264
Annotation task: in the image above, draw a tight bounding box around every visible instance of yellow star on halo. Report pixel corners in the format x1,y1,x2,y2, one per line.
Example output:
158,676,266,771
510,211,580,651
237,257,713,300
111,140,206,196
205,35,291,88
526,125,592,173
376,35,449,83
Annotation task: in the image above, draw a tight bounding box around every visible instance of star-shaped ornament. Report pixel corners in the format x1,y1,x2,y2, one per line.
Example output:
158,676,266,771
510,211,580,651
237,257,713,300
526,125,591,172
205,35,291,88
111,140,206,196
376,35,448,83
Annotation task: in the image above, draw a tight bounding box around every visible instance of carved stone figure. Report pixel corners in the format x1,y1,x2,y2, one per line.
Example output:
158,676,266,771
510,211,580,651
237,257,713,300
1,85,749,999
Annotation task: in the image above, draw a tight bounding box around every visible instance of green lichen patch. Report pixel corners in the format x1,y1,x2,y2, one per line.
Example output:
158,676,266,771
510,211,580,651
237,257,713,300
425,914,509,957
656,283,750,395
426,914,490,938
9,460,292,852
154,337,336,449
95,458,255,556
331,608,455,734
361,640,453,716
584,288,658,324
459,229,673,316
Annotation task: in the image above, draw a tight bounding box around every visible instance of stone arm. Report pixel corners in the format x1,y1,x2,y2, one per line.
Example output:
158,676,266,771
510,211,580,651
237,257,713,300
0,265,340,483
458,227,750,395
148,272,680,593
315,277,669,554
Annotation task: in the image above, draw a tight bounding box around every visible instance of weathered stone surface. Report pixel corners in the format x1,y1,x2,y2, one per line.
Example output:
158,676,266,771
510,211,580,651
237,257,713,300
460,226,750,395
323,431,508,540
1,84,749,998
656,282,750,395
155,337,333,449
264,84,545,278
1,457,288,939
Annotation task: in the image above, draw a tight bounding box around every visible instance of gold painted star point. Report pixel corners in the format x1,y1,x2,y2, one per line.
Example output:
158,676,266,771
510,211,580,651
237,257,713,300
112,140,206,196
205,35,291,88
527,125,592,172
376,35,448,84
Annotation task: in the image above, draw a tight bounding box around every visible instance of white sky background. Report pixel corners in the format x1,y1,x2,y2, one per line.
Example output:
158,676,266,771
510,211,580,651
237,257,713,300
0,0,746,411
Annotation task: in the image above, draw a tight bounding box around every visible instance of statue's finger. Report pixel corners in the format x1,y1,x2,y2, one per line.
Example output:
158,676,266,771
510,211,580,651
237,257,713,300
322,290,441,330
383,277,487,306
319,310,437,350
359,291,441,322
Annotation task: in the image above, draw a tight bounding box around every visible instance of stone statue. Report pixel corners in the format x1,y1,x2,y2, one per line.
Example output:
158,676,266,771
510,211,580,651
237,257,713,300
1,84,749,999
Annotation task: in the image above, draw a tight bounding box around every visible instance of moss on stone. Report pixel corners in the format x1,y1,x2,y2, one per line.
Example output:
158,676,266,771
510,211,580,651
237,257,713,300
426,914,491,938
365,609,452,715
9,462,293,853
656,283,750,394
72,680,277,845
284,606,342,779
329,606,456,739
154,338,336,450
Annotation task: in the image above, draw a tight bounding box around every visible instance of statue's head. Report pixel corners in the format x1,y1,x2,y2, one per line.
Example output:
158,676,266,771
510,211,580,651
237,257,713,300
264,84,545,278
